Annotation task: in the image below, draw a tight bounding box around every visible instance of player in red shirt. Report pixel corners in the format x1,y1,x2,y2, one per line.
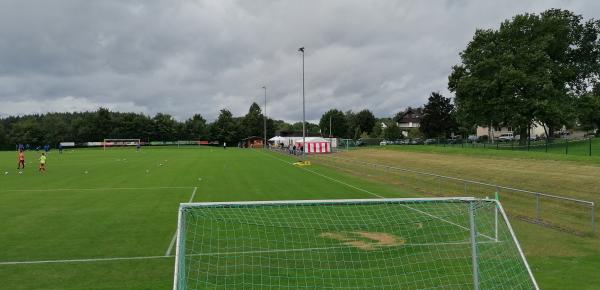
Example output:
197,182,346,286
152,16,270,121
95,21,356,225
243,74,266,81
17,149,25,169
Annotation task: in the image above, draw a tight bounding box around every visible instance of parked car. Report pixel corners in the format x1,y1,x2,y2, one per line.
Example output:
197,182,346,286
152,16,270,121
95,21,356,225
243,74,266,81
424,138,437,145
379,140,389,146
498,133,514,141
411,138,424,145
467,135,478,142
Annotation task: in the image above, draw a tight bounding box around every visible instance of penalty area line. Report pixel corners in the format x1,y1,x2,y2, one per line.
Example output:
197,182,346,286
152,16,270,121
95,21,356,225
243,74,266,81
165,186,197,257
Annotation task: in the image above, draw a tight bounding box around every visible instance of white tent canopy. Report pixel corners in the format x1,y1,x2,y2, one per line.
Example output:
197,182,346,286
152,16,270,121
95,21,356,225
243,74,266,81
268,136,287,142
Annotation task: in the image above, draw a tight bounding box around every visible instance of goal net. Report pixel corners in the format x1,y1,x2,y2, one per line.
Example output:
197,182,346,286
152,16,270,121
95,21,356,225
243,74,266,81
173,198,538,290
103,139,140,150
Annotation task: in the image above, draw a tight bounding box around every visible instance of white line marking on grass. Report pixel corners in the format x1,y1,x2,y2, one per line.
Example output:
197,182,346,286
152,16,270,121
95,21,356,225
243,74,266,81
0,255,172,266
259,150,496,241
1,186,194,192
165,186,197,257
188,186,198,203
0,240,504,266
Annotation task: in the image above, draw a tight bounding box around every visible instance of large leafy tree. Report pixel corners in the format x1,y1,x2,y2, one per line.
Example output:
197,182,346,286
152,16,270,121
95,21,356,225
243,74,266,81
344,111,359,139
94,108,114,138
184,114,208,140
209,109,241,144
319,109,348,138
152,113,178,141
241,102,264,137
353,109,376,135
449,9,600,141
577,89,600,133
420,92,458,138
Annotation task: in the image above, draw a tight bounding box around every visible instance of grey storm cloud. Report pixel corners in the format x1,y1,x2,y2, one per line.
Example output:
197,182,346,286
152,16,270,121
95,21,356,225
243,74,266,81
0,0,599,121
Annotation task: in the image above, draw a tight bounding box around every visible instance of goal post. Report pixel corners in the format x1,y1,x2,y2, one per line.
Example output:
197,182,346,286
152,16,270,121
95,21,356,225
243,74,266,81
102,139,141,150
173,197,538,290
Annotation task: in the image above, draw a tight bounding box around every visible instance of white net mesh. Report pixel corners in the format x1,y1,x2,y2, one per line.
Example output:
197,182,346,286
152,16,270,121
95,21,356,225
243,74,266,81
174,198,537,289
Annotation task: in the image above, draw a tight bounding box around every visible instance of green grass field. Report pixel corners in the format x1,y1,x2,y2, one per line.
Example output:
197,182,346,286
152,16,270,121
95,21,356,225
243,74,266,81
0,147,412,289
0,146,597,289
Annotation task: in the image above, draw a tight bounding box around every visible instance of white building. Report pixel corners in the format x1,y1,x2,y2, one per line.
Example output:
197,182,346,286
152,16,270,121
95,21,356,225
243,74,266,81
476,122,547,140
396,108,422,137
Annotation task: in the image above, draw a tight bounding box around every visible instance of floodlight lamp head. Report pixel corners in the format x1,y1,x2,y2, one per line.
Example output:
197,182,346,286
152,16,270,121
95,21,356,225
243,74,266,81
298,47,304,52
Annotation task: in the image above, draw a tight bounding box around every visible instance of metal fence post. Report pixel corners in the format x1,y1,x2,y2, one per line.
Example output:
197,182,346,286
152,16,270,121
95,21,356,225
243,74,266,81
469,201,480,290
566,138,569,155
592,202,596,235
495,190,499,242
536,193,541,221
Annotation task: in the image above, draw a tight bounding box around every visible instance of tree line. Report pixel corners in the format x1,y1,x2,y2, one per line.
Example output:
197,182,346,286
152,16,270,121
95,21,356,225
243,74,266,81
0,104,322,149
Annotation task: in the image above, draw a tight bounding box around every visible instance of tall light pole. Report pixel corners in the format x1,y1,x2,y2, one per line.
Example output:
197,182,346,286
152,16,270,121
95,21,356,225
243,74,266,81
329,115,332,138
298,47,305,156
262,86,267,149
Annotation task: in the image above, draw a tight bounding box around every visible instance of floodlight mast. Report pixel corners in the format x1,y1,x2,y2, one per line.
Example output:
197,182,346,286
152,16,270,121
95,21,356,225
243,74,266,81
298,47,305,156
263,86,267,149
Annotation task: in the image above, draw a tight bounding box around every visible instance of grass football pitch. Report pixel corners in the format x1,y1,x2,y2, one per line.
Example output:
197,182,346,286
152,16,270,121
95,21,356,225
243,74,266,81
0,147,413,289
0,146,598,289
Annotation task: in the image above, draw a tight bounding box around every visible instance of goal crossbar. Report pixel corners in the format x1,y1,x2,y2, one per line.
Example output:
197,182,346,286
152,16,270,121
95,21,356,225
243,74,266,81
174,197,539,290
178,197,476,208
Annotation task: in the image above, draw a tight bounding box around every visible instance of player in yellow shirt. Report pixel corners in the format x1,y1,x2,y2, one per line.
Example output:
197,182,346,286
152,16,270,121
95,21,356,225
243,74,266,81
39,152,47,173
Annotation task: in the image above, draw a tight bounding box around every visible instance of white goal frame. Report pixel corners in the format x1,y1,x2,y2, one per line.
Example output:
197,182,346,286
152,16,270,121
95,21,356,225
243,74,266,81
102,139,141,150
173,197,539,290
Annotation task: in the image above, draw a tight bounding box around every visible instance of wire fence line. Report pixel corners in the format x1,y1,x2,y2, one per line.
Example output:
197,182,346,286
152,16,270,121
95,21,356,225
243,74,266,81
307,154,596,236
434,137,599,157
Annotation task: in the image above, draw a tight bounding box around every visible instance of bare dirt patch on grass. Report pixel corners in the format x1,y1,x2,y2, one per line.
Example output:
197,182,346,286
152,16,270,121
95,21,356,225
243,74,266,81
319,231,405,251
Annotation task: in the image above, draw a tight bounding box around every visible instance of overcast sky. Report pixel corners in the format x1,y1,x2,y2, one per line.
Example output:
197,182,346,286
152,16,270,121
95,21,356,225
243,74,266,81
0,0,599,122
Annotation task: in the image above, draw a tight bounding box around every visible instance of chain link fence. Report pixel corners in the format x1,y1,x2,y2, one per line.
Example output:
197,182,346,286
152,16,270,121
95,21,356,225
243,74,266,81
436,137,599,157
